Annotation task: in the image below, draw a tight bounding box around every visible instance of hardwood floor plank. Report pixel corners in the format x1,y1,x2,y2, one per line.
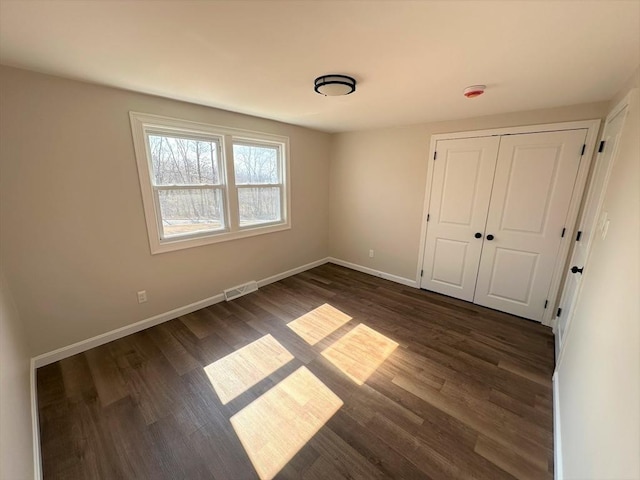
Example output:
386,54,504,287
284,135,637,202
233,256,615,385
301,455,351,480
58,354,97,403
147,322,200,376
365,411,477,479
475,435,553,480
84,345,128,407
37,264,556,480
326,411,432,480
306,425,386,480
392,373,551,470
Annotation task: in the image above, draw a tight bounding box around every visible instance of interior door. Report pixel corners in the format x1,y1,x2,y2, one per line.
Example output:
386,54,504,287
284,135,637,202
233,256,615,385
420,136,500,301
555,106,629,351
473,130,587,321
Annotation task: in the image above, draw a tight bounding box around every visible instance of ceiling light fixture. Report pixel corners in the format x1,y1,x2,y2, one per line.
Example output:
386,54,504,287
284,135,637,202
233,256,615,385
314,74,356,96
463,85,486,98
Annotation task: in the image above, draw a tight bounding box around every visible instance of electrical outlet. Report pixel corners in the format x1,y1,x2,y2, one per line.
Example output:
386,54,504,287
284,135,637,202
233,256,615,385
369,249,374,258
137,290,147,303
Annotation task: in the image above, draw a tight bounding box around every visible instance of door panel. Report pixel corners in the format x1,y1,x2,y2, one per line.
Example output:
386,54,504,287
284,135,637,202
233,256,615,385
420,137,500,301
474,130,587,320
431,238,468,288
485,248,539,304
556,107,628,351
499,146,559,234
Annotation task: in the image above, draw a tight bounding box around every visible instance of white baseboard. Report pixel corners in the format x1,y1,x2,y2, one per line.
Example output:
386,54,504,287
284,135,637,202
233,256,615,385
28,254,413,479
31,257,330,369
31,293,225,369
30,256,413,370
30,358,42,480
553,372,563,480
327,257,419,288
257,258,329,288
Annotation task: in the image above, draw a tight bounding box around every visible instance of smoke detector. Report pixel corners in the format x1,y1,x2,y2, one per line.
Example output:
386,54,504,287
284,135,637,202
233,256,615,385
463,85,486,98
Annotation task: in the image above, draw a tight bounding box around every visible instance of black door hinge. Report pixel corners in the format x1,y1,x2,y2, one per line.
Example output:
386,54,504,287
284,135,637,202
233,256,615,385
598,140,605,153
420,269,424,277
427,213,430,222
561,227,566,238
544,300,548,309
576,230,582,241
433,151,437,160
557,307,562,317
581,144,586,156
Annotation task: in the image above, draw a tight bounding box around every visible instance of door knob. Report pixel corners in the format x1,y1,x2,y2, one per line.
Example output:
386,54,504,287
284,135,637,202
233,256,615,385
486,234,494,241
474,232,482,238
570,266,584,274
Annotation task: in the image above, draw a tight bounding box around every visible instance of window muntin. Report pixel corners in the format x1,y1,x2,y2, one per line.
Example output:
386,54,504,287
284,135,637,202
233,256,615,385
130,112,290,254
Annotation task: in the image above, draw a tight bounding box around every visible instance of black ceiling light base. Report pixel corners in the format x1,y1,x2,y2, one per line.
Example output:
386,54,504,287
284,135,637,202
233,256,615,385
314,74,356,96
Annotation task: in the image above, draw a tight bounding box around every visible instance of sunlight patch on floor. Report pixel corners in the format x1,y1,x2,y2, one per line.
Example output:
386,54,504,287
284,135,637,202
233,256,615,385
204,334,294,404
321,323,399,385
230,366,343,480
287,303,352,345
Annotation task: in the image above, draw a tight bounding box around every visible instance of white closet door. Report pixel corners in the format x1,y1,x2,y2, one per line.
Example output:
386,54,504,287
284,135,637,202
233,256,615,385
420,136,500,301
474,129,587,320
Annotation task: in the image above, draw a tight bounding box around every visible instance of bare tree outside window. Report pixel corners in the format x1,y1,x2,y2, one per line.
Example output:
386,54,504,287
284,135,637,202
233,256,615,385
233,143,282,226
131,112,290,253
148,135,224,237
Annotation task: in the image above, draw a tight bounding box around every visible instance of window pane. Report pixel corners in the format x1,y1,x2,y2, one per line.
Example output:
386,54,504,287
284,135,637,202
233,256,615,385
148,135,220,186
238,187,281,226
233,144,279,185
158,188,224,238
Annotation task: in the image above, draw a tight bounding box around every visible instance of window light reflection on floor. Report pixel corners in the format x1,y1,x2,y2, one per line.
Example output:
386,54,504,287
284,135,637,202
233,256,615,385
230,366,343,480
287,303,352,345
204,334,293,404
205,305,398,480
321,323,399,385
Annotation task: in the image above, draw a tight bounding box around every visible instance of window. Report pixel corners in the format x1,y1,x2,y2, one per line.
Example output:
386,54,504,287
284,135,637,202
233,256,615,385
130,113,290,253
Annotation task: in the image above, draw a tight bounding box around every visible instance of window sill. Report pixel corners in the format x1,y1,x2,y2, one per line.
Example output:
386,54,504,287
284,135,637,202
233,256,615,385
149,221,291,254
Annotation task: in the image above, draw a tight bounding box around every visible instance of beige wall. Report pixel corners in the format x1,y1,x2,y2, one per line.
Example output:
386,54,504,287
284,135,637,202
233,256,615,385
0,270,34,480
557,67,640,479
329,102,609,281
0,66,331,356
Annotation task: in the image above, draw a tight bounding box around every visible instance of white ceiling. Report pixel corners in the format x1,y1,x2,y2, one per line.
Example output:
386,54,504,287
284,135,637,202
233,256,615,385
1,1,639,133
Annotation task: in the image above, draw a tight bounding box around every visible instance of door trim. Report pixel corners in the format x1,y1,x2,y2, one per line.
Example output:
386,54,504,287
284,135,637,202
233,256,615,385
416,119,601,325
553,90,636,362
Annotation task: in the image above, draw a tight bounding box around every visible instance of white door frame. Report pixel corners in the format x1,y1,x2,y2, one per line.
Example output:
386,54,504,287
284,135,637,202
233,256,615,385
416,119,601,325
553,91,636,361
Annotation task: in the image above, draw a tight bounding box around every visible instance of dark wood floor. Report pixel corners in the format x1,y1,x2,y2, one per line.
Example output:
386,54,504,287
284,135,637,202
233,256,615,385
37,263,555,479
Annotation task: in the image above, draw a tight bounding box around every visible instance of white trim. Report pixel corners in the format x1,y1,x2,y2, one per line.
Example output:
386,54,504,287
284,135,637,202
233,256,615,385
31,258,330,368
553,372,563,480
129,112,292,255
30,358,42,480
28,254,415,473
257,258,329,288
607,89,636,123
28,256,327,476
426,119,602,141
416,119,601,324
28,255,416,368
415,135,440,285
327,257,419,288
32,294,222,368
541,120,600,325
554,89,636,366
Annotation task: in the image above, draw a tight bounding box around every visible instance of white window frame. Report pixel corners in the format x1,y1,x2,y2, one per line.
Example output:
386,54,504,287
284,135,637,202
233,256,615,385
130,112,291,254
